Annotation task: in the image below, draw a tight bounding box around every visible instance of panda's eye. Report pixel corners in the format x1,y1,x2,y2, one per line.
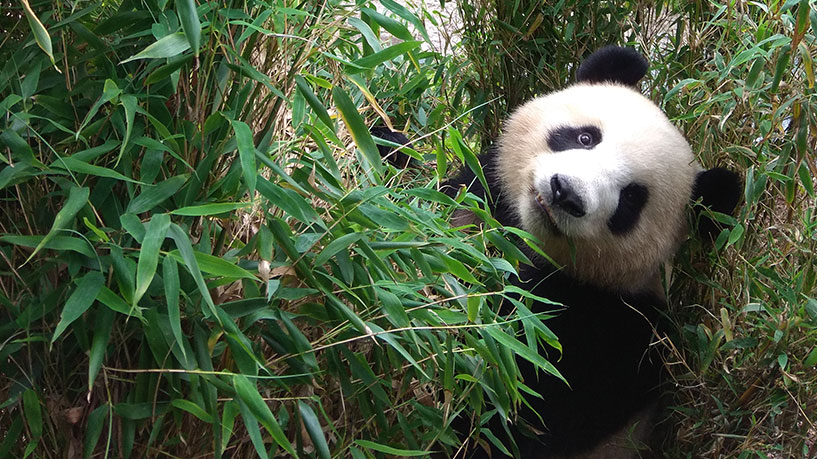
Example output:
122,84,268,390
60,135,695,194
577,132,593,146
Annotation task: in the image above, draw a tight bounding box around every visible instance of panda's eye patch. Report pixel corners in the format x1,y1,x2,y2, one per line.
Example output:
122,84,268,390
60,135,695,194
547,125,602,151
609,183,649,235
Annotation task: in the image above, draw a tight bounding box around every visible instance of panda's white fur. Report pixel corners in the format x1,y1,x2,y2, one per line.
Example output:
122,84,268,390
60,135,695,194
495,83,699,293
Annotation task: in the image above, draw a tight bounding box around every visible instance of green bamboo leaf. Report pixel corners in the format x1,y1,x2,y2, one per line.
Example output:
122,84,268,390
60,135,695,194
726,223,745,247
230,119,257,197
347,41,422,73
176,0,201,55
0,94,23,113
440,253,479,284
298,401,330,459
220,401,240,456
354,439,428,456
170,202,249,216
467,295,481,322
121,32,191,64
82,217,109,242
166,250,255,280
1,130,43,167
0,418,22,458
805,347,817,366
295,75,334,129
236,400,269,459
21,0,55,65
88,306,115,392
127,175,187,214
83,405,108,459
55,157,144,184
663,78,701,102
76,79,121,139
360,8,413,40
162,256,185,361
233,375,295,456
119,213,146,243
0,163,33,191
799,161,814,197
256,178,320,224
482,326,565,384
332,86,383,176
167,224,218,321
134,213,170,305
1,235,94,258
145,55,194,85
380,0,430,41
771,44,791,92
325,294,367,333
347,17,382,52
369,323,429,379
25,186,90,265
97,287,144,320
118,95,137,163
52,271,105,345
171,399,213,423
449,128,488,198
22,389,42,439
113,402,167,420
314,232,363,266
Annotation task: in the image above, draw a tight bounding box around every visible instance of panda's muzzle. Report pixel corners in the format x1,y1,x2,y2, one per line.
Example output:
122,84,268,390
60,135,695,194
534,192,560,232
550,174,586,217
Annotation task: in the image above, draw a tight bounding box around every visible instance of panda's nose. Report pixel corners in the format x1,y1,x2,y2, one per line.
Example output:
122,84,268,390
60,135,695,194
550,174,586,217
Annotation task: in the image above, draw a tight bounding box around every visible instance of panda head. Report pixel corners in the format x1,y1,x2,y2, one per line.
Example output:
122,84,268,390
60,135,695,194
495,46,741,292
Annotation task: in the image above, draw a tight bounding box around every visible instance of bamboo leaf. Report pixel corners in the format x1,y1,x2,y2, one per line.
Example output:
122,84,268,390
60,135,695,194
295,75,334,129
119,95,138,162
233,375,295,456
236,400,269,459
83,405,108,459
298,401,330,459
167,224,218,321
127,175,187,214
55,157,144,184
171,399,213,423
482,326,565,384
52,271,105,344
231,119,257,197
121,32,191,64
22,389,42,439
170,202,249,216
347,41,422,73
163,256,186,361
354,440,428,456
177,0,201,55
25,186,90,265
88,307,115,392
21,0,55,65
166,250,255,280
134,213,170,305
332,86,383,176
314,232,363,266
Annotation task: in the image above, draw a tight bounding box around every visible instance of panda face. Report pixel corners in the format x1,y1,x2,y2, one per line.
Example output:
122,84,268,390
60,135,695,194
495,84,699,290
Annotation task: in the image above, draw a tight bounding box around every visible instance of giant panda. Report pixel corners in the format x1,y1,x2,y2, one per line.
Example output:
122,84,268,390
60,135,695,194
442,46,742,458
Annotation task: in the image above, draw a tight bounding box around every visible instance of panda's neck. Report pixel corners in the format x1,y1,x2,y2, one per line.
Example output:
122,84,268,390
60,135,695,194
532,243,667,298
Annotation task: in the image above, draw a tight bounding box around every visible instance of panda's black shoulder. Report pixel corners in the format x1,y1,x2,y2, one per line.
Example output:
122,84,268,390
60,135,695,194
441,146,518,227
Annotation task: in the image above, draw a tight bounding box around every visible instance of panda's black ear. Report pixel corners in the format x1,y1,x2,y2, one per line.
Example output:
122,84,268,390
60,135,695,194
576,46,648,87
691,167,742,240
